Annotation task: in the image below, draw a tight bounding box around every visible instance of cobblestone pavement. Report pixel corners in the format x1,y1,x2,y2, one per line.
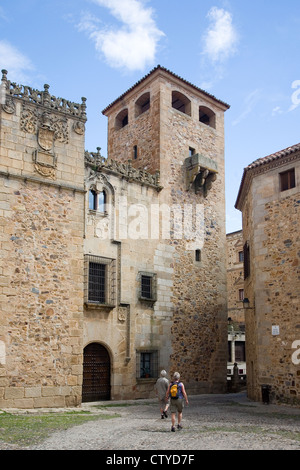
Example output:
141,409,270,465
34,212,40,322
2,392,300,450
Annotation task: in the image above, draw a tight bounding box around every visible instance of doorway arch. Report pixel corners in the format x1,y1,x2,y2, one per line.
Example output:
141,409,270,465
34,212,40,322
82,343,111,402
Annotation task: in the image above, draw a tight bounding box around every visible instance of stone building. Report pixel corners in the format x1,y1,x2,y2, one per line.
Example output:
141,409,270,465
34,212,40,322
226,230,246,383
0,66,230,408
235,143,300,405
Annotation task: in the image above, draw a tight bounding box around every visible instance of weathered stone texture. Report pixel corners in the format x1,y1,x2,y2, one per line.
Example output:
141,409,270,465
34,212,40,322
0,75,85,408
236,148,300,405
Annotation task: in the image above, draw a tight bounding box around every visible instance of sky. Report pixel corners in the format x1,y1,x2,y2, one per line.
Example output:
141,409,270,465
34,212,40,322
1,0,300,233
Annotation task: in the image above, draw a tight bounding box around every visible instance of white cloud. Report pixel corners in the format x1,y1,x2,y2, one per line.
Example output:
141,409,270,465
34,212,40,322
78,0,164,71
0,40,34,82
202,7,238,63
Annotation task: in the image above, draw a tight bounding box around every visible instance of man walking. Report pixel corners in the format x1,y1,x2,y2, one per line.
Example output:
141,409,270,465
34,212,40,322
155,370,170,419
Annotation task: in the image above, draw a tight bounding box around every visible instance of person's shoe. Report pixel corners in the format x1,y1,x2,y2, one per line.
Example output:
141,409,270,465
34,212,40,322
161,414,164,419
171,426,175,432
177,424,183,430
163,411,168,418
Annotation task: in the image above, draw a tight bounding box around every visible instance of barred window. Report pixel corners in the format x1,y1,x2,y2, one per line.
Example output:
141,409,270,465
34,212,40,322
136,350,158,379
85,255,116,306
138,272,157,302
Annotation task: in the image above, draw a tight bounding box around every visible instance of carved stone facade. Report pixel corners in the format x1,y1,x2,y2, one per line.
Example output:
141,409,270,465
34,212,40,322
0,66,229,407
236,143,300,405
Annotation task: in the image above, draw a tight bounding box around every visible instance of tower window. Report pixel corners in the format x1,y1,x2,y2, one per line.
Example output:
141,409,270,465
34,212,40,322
115,108,129,129
172,91,191,116
135,92,150,117
199,106,216,129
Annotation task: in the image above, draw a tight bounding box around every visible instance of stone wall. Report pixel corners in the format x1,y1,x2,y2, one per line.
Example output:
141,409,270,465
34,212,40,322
238,151,300,404
0,73,86,408
226,230,244,325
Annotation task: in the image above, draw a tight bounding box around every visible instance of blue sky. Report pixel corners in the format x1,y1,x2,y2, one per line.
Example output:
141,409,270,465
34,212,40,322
1,0,300,233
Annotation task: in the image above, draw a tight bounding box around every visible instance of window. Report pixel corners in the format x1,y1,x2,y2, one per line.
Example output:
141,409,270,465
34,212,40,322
138,272,157,302
115,108,129,129
243,242,250,280
239,289,244,301
199,106,216,129
89,190,106,212
89,262,106,303
238,251,244,263
136,350,158,378
189,147,195,156
85,255,116,306
89,189,97,210
280,168,295,191
133,145,138,160
195,249,201,262
135,92,150,117
172,91,191,116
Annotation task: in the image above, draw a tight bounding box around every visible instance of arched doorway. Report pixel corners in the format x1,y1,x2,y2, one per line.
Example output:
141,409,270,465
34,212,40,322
82,343,111,402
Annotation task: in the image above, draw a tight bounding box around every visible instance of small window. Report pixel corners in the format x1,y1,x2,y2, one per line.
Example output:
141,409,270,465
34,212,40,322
172,91,191,116
136,350,158,378
280,168,295,191
138,272,157,302
199,106,216,129
195,249,201,262
238,251,244,263
189,147,195,156
133,145,138,160
243,242,250,280
239,289,244,301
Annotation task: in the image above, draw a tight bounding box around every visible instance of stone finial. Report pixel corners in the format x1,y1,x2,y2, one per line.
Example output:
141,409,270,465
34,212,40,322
1,69,8,82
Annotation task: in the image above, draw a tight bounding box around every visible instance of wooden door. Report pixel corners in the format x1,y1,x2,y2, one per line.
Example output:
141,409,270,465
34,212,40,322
82,343,111,402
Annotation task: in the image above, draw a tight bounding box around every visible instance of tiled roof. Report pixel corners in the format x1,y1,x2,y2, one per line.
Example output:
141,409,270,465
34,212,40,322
102,65,230,114
246,142,300,170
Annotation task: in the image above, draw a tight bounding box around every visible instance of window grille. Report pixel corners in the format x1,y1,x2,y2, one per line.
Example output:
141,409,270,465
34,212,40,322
138,272,157,302
136,350,158,378
84,255,116,306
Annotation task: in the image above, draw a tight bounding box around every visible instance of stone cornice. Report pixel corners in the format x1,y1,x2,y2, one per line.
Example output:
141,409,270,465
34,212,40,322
1,69,87,122
85,148,162,191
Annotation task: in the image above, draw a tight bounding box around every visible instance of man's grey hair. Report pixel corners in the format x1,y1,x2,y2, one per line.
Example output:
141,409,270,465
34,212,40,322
173,372,180,380
160,370,167,377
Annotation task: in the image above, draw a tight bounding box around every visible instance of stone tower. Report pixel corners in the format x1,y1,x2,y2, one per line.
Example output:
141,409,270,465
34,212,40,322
0,70,86,407
102,66,230,393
